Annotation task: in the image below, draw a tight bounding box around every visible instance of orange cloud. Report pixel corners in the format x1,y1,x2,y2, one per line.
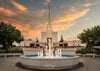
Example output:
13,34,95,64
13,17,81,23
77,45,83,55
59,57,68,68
0,7,16,16
0,19,9,23
11,0,27,11
12,23,41,39
53,9,90,23
35,21,75,32
52,23,75,31
32,9,47,16
36,23,47,31
34,8,90,32
76,18,89,23
44,2,48,5
0,2,90,40
0,18,41,39
47,8,90,32
82,3,91,7
60,5,65,8
47,0,50,2
69,7,76,12
81,2,100,7
44,0,50,5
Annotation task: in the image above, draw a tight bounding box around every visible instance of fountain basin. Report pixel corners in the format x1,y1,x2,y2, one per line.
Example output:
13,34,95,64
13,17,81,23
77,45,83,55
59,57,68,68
20,55,79,70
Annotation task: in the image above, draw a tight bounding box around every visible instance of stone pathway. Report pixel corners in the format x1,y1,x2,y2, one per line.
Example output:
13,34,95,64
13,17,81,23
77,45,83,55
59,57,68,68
0,57,100,71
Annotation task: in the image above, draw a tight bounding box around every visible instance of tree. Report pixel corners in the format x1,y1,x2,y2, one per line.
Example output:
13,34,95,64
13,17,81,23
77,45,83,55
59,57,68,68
0,21,24,49
60,35,64,42
36,38,39,46
77,25,100,48
64,43,68,47
30,43,34,47
59,35,64,46
28,39,32,41
36,38,39,42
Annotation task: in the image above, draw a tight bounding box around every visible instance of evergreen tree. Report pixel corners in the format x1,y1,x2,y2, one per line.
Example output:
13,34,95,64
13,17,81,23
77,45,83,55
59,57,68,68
36,38,39,42
36,38,39,46
59,35,64,46
60,35,64,42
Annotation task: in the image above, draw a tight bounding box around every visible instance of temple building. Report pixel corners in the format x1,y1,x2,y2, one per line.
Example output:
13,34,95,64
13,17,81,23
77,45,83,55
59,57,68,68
13,6,86,47
41,6,57,43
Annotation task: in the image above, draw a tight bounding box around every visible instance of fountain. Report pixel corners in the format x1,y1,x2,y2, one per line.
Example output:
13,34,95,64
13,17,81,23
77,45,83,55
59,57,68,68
20,39,79,70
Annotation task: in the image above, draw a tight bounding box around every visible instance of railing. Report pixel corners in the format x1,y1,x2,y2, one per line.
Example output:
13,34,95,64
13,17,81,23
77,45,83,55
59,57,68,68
0,53,22,57
76,53,100,58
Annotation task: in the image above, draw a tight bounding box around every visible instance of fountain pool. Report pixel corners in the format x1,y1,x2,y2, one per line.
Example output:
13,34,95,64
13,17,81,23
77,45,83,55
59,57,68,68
20,39,79,70
25,55,74,58
20,55,79,70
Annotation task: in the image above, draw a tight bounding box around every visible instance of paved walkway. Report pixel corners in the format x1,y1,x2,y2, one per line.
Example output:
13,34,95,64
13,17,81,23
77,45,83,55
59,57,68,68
0,57,100,71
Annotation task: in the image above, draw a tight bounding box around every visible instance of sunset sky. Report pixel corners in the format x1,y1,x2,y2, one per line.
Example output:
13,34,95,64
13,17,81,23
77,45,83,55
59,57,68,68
0,0,100,41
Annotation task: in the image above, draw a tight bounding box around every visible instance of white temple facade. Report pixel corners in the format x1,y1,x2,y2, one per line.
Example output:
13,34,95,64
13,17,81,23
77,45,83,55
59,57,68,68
41,6,57,43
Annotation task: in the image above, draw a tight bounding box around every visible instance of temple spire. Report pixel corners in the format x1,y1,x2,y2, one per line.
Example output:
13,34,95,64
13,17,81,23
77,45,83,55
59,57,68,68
48,6,50,26
47,6,52,31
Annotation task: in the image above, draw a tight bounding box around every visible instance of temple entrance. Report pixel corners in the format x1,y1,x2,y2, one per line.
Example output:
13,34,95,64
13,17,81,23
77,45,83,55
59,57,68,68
47,37,52,43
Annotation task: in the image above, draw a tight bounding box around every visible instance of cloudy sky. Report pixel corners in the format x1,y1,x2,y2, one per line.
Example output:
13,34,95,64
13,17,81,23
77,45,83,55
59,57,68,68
0,0,100,41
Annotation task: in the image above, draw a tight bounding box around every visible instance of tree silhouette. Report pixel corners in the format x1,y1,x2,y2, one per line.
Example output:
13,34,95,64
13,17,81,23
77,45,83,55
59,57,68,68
78,25,100,48
0,21,24,49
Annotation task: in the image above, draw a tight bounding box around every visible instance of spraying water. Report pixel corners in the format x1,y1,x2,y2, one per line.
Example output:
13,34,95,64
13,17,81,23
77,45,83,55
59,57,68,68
38,39,61,57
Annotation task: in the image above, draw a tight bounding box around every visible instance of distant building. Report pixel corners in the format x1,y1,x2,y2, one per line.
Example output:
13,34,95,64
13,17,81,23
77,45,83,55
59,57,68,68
13,39,33,47
65,40,86,46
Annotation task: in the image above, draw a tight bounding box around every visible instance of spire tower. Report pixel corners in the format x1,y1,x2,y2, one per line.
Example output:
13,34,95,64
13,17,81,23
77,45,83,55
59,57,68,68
46,6,52,41
47,6,52,31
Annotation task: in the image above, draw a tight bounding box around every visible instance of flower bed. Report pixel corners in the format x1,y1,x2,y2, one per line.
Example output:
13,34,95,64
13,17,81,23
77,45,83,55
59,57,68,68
25,46,42,48
55,46,75,48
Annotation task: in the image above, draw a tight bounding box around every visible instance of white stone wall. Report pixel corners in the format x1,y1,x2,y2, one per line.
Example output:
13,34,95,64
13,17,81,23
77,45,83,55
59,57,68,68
23,48,41,55
41,32,57,42
23,48,76,56
41,32,47,42
61,48,76,55
52,32,57,42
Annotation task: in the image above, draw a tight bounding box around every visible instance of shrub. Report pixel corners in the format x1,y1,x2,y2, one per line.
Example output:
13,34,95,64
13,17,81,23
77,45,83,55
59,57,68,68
91,49,97,53
78,48,91,54
81,48,87,54
36,44,39,46
59,44,63,46
12,45,16,47
86,48,91,53
96,50,100,55
64,43,68,47
0,47,22,53
30,43,34,47
77,48,99,54
76,50,81,53
0,50,6,53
